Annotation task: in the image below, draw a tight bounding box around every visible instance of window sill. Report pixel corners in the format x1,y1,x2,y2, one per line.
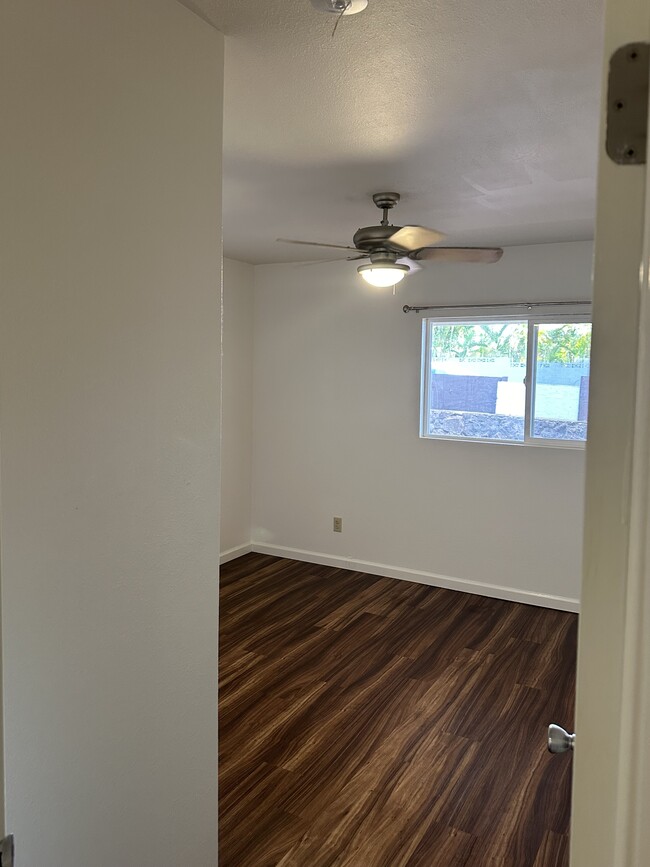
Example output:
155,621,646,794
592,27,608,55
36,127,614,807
419,433,586,450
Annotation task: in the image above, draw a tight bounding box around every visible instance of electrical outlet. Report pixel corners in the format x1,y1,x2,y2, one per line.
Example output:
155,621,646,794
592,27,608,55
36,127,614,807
333,516,343,533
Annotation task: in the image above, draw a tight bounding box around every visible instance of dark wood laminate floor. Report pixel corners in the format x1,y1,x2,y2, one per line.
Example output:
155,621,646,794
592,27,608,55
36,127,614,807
219,553,577,867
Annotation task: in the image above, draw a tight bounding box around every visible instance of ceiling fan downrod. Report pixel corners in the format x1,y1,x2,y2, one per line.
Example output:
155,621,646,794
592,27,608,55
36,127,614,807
372,191,400,226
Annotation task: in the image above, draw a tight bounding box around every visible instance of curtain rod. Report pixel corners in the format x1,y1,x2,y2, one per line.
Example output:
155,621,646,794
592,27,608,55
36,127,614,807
402,300,591,314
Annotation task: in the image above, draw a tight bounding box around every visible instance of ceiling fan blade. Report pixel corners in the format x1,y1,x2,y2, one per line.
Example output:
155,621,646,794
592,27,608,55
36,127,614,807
388,225,446,251
295,254,369,265
397,256,422,273
295,258,345,266
277,238,362,252
413,247,504,264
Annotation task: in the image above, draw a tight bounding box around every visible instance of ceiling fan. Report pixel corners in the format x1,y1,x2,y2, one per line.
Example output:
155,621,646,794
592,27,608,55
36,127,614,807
278,192,503,287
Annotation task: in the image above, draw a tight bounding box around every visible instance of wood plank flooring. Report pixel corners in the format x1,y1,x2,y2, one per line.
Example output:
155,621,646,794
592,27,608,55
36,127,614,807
219,554,577,867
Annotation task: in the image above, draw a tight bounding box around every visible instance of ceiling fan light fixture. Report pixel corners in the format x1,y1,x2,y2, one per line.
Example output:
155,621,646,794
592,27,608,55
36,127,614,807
310,0,368,14
357,262,409,287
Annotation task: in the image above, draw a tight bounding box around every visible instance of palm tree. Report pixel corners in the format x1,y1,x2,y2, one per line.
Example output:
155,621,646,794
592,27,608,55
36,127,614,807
431,322,590,364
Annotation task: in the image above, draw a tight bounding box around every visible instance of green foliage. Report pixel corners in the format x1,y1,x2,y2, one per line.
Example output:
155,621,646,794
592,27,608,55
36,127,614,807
430,322,526,362
536,325,591,362
430,322,591,364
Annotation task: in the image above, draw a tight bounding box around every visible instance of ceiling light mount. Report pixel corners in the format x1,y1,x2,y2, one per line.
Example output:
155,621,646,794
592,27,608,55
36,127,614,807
310,0,368,16
372,192,400,210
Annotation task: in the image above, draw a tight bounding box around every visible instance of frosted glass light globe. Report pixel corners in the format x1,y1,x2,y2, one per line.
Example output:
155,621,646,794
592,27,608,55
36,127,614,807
357,263,409,287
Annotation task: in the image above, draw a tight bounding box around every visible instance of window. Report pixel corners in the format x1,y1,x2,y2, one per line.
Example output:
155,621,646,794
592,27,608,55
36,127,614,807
420,315,591,446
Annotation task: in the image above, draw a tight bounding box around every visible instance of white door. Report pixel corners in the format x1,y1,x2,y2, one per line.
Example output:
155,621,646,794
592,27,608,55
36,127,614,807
570,0,650,863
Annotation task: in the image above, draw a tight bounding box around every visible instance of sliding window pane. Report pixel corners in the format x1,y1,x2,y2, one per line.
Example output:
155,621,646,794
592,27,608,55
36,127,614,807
531,323,591,441
425,321,527,441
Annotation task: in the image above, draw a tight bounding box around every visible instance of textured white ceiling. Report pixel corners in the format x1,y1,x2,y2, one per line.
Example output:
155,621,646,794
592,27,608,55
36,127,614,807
180,0,604,264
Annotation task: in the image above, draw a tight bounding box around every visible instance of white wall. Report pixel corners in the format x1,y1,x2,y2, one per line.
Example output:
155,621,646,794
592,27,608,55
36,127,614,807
221,258,254,558
0,2,222,865
251,241,593,609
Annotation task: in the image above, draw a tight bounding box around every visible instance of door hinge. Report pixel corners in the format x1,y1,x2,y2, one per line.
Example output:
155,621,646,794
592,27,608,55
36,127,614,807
0,835,14,867
606,42,649,165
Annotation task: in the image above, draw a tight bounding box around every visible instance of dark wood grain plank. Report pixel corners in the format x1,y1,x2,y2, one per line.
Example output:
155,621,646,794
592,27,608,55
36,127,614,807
219,553,577,866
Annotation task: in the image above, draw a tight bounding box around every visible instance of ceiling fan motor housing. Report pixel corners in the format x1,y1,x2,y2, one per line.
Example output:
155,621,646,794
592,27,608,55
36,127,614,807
352,192,409,255
353,225,404,254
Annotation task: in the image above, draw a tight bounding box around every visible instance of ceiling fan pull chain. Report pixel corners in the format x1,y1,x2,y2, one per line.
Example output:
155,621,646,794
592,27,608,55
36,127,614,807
331,0,351,37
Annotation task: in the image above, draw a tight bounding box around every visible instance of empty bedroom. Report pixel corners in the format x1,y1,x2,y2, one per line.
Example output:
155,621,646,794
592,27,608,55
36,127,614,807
215,0,646,865
2,0,647,865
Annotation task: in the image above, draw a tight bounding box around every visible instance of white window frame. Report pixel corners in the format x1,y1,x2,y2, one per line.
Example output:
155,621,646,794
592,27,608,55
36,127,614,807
420,308,592,448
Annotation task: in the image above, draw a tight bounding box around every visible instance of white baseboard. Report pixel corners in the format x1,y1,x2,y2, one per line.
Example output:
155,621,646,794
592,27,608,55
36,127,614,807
250,543,580,613
220,543,253,565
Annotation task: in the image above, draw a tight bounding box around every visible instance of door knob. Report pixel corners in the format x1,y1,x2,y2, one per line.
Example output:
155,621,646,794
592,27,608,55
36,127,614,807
548,723,575,753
